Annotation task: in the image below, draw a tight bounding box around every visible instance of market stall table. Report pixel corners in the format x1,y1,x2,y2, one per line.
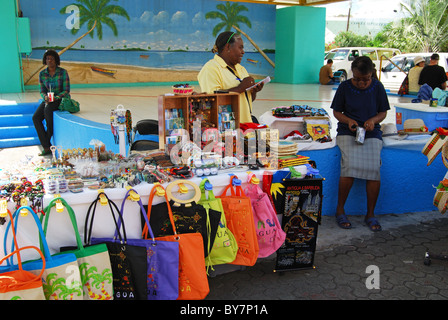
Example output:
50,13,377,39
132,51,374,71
259,111,335,151
1,167,309,263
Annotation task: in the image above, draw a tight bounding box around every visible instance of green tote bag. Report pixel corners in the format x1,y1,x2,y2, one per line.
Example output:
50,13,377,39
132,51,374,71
42,197,114,300
198,178,238,268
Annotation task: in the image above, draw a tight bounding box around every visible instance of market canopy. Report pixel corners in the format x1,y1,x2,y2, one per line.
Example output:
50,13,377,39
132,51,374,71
225,0,348,7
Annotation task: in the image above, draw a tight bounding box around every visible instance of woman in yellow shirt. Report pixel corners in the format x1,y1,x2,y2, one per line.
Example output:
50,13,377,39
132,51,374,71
198,31,264,123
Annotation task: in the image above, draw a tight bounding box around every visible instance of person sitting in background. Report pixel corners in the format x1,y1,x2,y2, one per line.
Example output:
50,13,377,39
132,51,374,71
33,49,70,156
419,53,447,91
408,56,425,95
319,59,335,85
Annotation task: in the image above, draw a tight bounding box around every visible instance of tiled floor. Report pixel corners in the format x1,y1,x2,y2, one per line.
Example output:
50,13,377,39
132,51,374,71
0,82,411,131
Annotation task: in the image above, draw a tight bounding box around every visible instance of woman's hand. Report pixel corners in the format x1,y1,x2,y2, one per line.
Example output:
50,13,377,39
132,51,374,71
252,81,264,93
333,110,358,132
348,118,358,132
238,76,255,92
364,119,375,131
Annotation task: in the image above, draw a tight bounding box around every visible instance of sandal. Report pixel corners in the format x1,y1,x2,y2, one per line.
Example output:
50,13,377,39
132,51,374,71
365,217,382,232
336,214,352,229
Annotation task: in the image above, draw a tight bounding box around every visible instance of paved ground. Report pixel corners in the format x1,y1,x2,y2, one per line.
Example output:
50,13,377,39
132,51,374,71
205,211,448,301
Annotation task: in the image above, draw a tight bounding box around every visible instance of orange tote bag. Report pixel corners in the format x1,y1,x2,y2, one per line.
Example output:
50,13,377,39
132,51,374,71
0,209,46,300
218,175,259,266
142,183,209,300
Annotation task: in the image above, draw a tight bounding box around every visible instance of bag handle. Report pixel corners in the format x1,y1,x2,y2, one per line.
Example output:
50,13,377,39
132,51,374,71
4,206,53,265
166,180,201,206
220,175,246,197
84,191,126,245
197,178,218,260
116,188,156,241
41,197,85,252
142,184,178,240
1,209,25,270
0,245,46,289
199,178,216,201
244,173,264,197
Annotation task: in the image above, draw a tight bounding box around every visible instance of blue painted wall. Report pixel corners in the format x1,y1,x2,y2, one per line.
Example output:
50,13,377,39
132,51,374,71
301,146,446,216
53,111,125,155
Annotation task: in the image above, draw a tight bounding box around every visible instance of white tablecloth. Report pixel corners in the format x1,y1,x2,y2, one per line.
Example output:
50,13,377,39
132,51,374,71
259,111,335,150
1,167,303,262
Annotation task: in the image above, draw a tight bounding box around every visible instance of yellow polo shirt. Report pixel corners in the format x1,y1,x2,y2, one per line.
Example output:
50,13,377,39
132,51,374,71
408,66,423,94
198,54,253,123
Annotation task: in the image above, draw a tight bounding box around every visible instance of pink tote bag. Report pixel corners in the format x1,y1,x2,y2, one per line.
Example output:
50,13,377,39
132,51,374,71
245,174,286,258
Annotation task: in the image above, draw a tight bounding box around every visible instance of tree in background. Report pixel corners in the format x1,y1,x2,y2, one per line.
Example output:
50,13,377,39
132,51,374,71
371,22,409,52
333,31,370,47
376,0,448,52
329,0,448,53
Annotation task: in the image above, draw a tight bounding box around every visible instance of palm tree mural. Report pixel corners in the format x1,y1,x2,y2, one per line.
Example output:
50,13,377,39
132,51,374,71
205,1,252,37
205,1,274,68
25,0,130,84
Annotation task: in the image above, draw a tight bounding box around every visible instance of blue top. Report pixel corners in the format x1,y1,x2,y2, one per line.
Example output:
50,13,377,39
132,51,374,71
331,78,390,140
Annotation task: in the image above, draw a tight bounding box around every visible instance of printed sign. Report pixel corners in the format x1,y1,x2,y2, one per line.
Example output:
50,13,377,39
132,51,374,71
273,178,323,271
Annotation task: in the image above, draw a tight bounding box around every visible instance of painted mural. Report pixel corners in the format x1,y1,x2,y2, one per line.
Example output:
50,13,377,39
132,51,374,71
20,0,276,86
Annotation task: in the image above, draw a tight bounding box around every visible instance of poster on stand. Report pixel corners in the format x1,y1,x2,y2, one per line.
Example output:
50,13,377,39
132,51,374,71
273,178,323,272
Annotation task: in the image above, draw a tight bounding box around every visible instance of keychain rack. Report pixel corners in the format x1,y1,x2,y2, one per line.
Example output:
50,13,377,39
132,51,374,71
158,92,240,152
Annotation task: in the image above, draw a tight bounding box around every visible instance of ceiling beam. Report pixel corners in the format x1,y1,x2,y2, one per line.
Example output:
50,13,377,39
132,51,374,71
222,0,348,6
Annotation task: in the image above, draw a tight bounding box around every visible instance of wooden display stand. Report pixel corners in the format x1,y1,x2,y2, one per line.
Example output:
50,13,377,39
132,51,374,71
158,92,240,151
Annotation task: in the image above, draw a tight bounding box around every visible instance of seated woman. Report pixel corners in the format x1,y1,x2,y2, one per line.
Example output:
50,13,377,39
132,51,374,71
331,56,390,232
198,31,263,123
33,49,71,156
408,56,425,95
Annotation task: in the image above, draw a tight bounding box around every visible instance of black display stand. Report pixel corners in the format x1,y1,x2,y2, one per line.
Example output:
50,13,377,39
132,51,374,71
273,178,323,272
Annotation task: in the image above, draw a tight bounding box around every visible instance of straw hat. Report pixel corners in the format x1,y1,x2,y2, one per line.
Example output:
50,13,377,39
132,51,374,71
422,131,448,165
403,119,428,132
433,188,448,214
381,123,398,136
414,56,425,65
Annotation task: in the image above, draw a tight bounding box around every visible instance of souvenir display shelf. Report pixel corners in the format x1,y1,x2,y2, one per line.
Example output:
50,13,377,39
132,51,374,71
158,92,240,151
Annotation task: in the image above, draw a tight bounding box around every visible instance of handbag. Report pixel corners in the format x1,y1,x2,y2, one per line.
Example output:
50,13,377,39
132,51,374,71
59,97,80,113
198,178,238,267
142,183,210,300
218,175,259,266
42,196,114,300
165,180,221,258
0,209,46,300
112,187,180,300
244,173,286,258
84,191,147,300
2,206,83,300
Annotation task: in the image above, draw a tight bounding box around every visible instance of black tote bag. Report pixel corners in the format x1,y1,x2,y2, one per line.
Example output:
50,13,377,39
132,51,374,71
84,192,148,300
